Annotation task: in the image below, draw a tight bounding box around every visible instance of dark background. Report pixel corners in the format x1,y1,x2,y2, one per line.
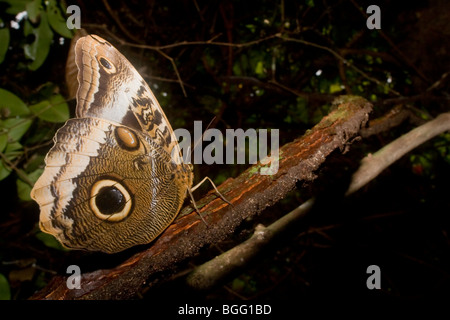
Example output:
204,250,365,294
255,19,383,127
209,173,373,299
0,0,449,300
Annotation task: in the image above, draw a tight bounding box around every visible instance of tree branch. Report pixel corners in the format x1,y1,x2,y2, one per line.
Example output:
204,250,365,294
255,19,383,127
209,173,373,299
186,198,315,290
31,95,372,300
186,111,450,291
346,111,450,195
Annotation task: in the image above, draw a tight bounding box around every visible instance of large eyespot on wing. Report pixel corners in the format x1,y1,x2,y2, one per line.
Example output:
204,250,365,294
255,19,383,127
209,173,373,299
90,178,133,222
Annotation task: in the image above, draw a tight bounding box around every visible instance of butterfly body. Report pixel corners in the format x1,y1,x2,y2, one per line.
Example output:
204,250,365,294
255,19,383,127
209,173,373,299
31,35,192,253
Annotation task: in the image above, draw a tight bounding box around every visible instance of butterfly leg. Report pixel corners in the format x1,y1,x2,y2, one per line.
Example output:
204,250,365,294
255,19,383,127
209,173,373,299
187,176,233,226
191,176,233,207
186,187,209,226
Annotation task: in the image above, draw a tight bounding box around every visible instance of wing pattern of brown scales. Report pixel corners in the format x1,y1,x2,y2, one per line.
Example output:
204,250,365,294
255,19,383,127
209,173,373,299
30,35,193,253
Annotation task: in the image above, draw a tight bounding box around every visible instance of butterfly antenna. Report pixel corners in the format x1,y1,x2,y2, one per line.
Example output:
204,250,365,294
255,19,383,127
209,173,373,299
190,116,216,161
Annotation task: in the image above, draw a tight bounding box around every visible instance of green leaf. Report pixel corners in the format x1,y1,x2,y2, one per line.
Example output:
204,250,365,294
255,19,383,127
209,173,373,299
329,83,343,93
36,232,68,251
26,0,42,23
0,0,28,15
0,88,30,117
34,271,47,289
0,273,11,300
245,24,256,33
17,178,31,201
0,133,7,152
46,93,69,122
0,20,10,64
29,94,69,123
2,118,32,142
231,277,246,292
22,153,45,173
232,62,242,76
24,11,54,71
255,61,264,75
17,168,43,201
23,125,53,145
5,141,22,153
47,0,73,38
0,160,12,181
29,100,51,119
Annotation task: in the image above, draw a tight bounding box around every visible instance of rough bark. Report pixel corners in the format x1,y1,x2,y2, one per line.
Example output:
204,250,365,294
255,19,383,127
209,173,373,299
31,95,372,300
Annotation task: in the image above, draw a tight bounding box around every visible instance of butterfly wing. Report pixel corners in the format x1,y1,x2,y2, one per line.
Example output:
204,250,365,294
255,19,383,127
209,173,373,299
30,35,193,253
75,35,180,158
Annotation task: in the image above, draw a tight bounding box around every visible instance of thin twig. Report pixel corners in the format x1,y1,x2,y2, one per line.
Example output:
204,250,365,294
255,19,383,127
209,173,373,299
83,25,402,98
0,152,33,186
101,0,143,44
154,49,187,97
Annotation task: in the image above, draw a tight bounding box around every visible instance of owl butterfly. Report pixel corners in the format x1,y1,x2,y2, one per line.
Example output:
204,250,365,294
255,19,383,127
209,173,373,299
30,35,194,253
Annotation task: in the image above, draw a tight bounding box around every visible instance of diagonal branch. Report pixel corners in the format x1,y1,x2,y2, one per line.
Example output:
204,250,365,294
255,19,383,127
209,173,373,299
186,111,450,291
31,95,372,300
346,111,450,195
